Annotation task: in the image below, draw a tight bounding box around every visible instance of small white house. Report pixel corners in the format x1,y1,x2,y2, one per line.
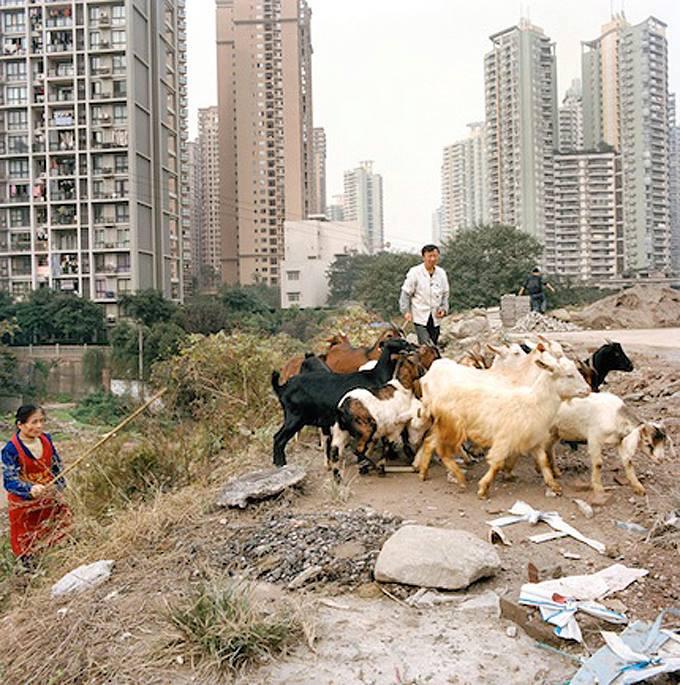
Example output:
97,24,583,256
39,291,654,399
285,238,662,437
280,217,366,308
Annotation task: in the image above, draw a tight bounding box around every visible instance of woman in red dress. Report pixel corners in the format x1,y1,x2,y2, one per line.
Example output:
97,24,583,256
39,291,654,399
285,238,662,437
2,405,71,567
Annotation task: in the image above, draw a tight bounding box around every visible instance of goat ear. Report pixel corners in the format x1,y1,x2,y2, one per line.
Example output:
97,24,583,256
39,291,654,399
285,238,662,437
604,338,612,345
534,358,554,372
412,379,422,399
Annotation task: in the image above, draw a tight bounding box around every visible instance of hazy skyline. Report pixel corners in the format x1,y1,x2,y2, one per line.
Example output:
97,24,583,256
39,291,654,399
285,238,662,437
187,0,680,252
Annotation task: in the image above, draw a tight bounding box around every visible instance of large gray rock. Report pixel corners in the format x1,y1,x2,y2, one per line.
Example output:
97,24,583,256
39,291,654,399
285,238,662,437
440,315,489,342
51,560,114,598
216,465,306,508
374,525,501,590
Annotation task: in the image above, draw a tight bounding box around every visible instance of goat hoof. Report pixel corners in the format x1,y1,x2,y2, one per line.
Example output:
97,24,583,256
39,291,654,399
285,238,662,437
549,484,562,496
377,466,386,477
358,463,370,476
477,487,489,499
633,485,646,496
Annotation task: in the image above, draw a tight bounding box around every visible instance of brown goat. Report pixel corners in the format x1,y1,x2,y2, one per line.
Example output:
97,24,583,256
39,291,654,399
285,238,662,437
279,333,350,383
324,326,403,373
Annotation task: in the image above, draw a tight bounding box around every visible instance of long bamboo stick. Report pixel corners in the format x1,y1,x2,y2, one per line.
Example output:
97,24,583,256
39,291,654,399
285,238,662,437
46,387,167,486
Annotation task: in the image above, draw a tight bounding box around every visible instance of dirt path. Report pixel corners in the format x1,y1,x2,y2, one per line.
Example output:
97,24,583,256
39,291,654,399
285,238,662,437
541,327,680,363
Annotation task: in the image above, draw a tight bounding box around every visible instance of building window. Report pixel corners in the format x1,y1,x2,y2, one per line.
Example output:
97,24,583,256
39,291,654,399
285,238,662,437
113,104,126,123
286,270,300,281
287,292,300,303
89,31,101,48
112,54,126,74
111,30,125,48
7,110,27,130
114,154,128,173
112,5,126,26
6,86,27,105
115,203,129,223
3,11,25,34
8,159,29,178
5,61,26,80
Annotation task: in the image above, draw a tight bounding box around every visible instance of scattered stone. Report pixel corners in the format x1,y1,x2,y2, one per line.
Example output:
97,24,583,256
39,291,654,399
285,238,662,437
458,591,501,618
217,509,402,589
550,308,572,322
506,625,518,638
216,465,307,508
288,565,323,590
374,526,501,590
406,588,459,608
51,560,114,598
574,499,594,519
511,311,582,333
561,551,582,560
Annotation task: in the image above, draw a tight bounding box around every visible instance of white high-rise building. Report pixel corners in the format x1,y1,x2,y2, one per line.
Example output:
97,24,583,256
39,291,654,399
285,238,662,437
670,94,680,273
326,193,344,222
0,0,188,318
440,122,488,240
553,151,624,281
484,19,558,259
582,15,670,273
343,161,384,253
558,79,584,153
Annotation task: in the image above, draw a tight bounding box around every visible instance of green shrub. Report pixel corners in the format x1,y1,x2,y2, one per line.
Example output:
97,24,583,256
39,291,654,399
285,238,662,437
71,391,132,426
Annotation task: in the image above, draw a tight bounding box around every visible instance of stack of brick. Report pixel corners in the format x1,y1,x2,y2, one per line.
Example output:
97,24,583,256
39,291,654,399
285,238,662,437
500,295,530,328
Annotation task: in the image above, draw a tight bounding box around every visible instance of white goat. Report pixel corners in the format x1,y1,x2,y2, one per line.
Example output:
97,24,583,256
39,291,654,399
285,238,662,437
546,392,667,496
417,353,591,498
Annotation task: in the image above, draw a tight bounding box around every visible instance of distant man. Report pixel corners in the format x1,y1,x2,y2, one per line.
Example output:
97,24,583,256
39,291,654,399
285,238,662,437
400,244,449,345
519,266,555,313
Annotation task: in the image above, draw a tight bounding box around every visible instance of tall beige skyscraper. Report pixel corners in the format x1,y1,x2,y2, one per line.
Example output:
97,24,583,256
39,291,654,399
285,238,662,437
343,161,384,254
0,0,188,317
582,15,671,273
484,19,558,259
311,127,326,215
216,0,314,286
440,122,488,241
186,140,202,288
669,94,680,272
196,106,221,288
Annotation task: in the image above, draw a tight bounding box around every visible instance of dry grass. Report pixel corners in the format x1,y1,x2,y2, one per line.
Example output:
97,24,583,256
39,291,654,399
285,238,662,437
165,579,303,675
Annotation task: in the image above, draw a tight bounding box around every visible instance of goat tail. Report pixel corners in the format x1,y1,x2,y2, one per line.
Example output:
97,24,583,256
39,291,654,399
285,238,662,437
271,370,283,398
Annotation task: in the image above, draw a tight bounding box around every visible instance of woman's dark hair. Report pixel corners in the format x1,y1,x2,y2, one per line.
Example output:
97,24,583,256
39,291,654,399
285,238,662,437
15,404,43,426
421,244,440,256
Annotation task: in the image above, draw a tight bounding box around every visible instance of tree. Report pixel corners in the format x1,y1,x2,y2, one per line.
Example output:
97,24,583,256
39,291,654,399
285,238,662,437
179,297,230,335
327,251,420,318
439,224,542,310
119,289,179,327
14,289,105,344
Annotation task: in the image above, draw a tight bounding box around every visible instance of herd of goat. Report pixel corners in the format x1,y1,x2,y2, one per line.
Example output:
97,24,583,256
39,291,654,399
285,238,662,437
271,326,668,499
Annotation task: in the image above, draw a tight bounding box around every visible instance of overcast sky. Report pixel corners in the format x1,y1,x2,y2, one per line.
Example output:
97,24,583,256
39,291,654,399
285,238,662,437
187,0,680,252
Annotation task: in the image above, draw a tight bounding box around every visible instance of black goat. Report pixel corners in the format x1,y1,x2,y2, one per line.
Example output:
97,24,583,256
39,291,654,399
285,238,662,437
271,338,413,467
299,352,330,374
577,341,633,392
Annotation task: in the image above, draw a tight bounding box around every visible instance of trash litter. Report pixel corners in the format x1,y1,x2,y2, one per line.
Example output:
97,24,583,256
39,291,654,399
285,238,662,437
574,499,594,519
488,526,512,546
487,500,606,554
571,608,680,685
51,560,114,598
529,531,569,544
562,551,582,560
518,564,648,643
616,521,648,535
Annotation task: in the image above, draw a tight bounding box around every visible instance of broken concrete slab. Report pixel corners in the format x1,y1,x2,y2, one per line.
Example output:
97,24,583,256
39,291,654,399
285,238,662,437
374,525,501,590
459,590,501,618
216,465,306,508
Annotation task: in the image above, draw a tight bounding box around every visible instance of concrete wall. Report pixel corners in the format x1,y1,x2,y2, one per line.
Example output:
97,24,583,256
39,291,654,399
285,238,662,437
10,345,110,401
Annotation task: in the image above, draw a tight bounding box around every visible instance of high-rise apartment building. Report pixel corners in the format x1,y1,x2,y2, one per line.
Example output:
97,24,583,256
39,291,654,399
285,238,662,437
553,151,623,281
484,19,558,258
343,161,384,254
310,126,326,215
216,0,314,286
326,193,344,222
440,121,488,240
195,105,220,288
0,0,188,319
670,94,680,272
582,15,670,273
186,139,201,285
558,79,584,153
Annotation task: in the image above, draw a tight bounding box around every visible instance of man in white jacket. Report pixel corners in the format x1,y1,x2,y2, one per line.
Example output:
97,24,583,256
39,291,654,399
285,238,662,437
399,244,449,345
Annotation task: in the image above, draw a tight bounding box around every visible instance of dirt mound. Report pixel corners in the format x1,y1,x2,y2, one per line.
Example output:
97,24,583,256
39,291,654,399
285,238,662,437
573,285,680,330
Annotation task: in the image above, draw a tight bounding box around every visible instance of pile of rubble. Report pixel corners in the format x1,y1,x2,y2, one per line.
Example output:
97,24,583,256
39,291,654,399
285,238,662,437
572,285,680,330
217,508,402,590
511,311,582,333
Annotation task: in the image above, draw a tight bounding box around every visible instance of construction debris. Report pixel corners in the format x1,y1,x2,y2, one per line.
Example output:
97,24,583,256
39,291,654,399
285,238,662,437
215,465,307,508
511,311,582,333
51,560,114,598
519,564,648,642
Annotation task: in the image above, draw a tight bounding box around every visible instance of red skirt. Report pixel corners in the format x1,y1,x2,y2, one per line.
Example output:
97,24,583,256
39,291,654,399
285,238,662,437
8,495,72,558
